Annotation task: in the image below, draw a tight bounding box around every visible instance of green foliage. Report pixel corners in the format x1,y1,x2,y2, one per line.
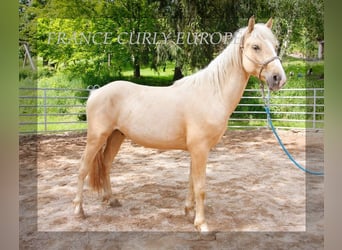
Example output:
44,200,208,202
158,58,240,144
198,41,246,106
268,0,324,57
19,67,36,81
20,0,324,85
19,0,324,132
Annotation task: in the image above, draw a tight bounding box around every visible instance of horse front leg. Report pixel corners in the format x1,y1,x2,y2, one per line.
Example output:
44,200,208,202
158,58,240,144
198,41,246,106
189,146,209,232
185,164,195,218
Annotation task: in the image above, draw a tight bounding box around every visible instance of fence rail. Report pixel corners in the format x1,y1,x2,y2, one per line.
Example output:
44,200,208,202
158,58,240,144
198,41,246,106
19,87,324,134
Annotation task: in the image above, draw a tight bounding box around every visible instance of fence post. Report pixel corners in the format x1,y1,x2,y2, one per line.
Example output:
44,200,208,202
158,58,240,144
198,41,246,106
43,88,47,132
313,89,316,129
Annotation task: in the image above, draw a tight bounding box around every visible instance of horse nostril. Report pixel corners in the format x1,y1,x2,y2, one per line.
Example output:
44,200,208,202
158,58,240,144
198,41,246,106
273,74,281,82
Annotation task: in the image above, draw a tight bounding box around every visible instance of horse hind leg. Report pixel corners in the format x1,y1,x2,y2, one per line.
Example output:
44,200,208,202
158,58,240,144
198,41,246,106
73,132,109,218
101,130,125,207
73,151,88,218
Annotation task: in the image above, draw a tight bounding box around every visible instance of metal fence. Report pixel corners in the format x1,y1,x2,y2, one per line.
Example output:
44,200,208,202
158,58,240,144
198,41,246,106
19,87,324,134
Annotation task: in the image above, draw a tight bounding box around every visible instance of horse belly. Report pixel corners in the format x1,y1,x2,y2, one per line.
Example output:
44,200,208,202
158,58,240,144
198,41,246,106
126,128,187,150
121,119,187,150
117,95,187,150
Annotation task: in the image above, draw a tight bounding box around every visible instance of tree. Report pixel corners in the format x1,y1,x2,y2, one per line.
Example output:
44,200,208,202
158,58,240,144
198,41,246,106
267,0,324,58
107,0,160,78
20,0,324,86
155,0,240,80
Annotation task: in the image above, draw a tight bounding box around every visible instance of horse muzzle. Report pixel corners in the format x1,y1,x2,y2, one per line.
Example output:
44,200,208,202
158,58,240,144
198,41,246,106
256,56,287,91
266,73,287,91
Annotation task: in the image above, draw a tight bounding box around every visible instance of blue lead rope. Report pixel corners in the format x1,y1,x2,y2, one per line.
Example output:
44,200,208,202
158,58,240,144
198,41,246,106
264,105,324,176
262,87,324,176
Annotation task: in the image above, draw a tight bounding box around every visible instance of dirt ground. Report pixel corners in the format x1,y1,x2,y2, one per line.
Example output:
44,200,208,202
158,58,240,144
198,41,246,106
19,129,324,249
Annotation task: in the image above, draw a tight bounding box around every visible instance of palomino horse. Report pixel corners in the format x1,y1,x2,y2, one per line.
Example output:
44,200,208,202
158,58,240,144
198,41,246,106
73,16,287,232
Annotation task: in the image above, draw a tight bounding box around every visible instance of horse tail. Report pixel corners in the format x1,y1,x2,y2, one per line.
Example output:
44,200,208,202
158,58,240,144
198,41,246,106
88,146,108,193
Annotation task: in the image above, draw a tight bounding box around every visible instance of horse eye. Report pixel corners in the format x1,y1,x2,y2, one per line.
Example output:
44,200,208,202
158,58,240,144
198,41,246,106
252,45,260,50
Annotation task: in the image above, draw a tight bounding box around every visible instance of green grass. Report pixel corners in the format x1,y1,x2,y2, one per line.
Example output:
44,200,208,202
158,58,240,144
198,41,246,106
282,56,324,89
118,62,175,86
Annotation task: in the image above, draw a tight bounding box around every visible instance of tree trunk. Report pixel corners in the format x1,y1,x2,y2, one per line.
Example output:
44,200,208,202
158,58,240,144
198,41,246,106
173,66,183,81
318,41,324,59
134,63,140,78
279,28,291,59
133,56,140,78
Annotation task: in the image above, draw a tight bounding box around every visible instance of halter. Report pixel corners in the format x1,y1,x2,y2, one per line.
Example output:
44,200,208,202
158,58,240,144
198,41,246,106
243,52,280,80
240,46,280,103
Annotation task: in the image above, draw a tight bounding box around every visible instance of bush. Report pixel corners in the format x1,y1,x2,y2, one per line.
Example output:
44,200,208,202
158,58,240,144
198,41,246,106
19,68,37,81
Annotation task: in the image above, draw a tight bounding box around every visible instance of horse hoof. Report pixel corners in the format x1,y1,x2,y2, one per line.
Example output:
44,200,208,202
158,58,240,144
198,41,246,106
74,205,86,219
199,223,209,232
184,206,194,217
195,222,209,232
73,199,86,218
108,198,122,208
102,197,122,208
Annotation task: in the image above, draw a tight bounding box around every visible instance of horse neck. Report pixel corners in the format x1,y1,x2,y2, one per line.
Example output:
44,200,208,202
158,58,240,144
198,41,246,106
207,47,250,116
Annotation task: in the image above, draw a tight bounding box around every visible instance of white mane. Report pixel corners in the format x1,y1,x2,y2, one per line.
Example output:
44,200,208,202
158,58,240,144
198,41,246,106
172,28,244,89
172,23,278,92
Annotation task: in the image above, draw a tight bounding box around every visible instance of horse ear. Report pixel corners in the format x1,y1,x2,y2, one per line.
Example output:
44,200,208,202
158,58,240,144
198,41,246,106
265,17,273,29
247,16,255,33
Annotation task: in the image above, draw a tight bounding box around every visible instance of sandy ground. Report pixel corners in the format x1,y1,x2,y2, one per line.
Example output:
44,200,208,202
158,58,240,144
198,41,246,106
19,129,324,249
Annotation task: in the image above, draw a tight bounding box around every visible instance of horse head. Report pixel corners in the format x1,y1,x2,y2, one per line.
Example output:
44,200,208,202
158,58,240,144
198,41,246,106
240,16,287,91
